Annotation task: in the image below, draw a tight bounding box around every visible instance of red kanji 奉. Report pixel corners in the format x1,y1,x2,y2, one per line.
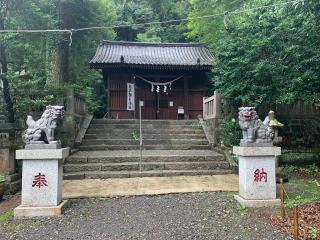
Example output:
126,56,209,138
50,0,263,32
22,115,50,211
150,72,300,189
32,172,48,188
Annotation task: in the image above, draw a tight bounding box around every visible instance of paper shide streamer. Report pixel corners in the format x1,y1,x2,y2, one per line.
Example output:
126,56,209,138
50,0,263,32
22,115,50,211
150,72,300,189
134,75,183,94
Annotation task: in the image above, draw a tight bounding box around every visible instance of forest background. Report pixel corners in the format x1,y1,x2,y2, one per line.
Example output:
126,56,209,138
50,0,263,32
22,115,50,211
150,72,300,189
0,0,318,121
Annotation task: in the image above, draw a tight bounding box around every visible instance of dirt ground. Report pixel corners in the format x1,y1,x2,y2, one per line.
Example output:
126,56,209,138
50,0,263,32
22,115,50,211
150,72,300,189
272,174,320,240
1,174,318,240
0,192,292,240
0,193,20,215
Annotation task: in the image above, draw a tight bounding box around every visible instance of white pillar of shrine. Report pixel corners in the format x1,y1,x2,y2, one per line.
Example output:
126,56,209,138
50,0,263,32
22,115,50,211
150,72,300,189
14,148,70,218
233,146,281,207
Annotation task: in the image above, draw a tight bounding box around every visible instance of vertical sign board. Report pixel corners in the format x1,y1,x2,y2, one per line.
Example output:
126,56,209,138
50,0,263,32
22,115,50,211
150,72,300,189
127,83,135,111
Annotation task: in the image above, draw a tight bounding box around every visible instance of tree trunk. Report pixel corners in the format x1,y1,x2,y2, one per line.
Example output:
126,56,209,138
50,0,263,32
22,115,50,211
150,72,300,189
0,18,14,123
47,38,69,86
46,0,69,86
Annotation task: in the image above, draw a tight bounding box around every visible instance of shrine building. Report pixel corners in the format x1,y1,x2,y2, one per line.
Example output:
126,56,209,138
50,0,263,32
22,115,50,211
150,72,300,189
90,41,214,120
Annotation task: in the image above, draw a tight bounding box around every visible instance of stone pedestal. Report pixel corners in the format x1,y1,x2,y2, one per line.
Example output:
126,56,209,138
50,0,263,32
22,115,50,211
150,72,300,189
14,148,70,218
233,146,281,207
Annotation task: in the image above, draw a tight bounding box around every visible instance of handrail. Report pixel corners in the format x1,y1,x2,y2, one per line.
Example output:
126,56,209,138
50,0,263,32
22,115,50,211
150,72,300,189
203,96,215,120
203,91,221,120
66,89,86,116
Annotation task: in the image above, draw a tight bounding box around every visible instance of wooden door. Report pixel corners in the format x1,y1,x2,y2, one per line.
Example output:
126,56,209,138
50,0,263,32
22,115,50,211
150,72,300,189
134,76,185,120
135,80,156,119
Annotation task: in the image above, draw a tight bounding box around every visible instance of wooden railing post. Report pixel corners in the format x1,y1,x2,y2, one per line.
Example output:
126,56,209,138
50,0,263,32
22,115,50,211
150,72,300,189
294,205,299,240
203,97,206,119
280,178,285,219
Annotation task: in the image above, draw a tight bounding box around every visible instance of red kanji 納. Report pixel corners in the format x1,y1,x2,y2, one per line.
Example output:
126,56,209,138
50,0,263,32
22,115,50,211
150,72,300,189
32,172,48,188
254,168,267,182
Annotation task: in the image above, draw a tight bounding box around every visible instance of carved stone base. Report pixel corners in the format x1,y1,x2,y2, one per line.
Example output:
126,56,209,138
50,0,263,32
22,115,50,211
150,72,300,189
234,195,280,208
15,148,70,219
240,142,273,147
233,146,281,207
14,200,69,218
25,144,61,150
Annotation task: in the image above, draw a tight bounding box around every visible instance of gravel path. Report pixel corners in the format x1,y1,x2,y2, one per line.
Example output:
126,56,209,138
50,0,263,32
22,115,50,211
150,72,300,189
0,192,292,240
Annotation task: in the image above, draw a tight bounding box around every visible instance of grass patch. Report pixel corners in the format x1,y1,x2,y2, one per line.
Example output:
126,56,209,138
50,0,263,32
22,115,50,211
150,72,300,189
6,219,37,232
285,179,320,208
0,209,13,224
282,164,320,178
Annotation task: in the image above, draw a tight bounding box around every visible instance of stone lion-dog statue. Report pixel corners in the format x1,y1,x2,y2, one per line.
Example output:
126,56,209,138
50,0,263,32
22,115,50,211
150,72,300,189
238,107,274,146
24,105,65,145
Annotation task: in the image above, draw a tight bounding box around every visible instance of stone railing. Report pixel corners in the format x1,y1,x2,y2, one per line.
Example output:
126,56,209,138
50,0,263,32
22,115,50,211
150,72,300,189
62,89,90,148
203,91,222,120
203,95,215,119
66,89,86,117
201,91,223,146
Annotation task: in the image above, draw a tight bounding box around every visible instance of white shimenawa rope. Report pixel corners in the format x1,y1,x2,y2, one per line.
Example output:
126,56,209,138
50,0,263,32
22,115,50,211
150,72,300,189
134,75,183,86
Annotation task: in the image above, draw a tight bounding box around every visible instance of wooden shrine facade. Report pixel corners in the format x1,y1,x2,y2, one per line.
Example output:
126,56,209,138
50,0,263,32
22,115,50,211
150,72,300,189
90,41,214,120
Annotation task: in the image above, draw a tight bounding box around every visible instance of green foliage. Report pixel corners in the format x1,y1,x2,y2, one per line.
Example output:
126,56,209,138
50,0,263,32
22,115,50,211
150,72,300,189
282,164,320,178
114,0,190,42
190,121,201,128
237,203,248,216
131,131,139,141
301,164,320,177
0,175,5,182
186,0,248,50
0,209,13,224
285,179,320,208
308,226,318,240
3,0,320,123
188,0,320,107
222,225,230,232
219,116,242,147
282,165,296,177
0,0,117,119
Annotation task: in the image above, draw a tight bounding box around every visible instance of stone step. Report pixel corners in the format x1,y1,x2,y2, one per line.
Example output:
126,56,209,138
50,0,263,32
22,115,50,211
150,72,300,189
63,169,234,180
81,139,208,146
84,133,207,140
91,119,200,125
86,128,204,135
66,150,225,164
63,161,230,173
89,123,202,130
64,119,231,180
66,155,225,164
78,144,212,151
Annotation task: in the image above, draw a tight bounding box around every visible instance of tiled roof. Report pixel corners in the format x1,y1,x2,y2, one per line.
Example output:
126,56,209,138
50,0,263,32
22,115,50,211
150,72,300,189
90,41,214,70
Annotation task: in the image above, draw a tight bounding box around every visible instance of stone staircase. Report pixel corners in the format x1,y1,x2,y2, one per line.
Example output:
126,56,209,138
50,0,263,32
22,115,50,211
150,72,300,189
63,119,232,179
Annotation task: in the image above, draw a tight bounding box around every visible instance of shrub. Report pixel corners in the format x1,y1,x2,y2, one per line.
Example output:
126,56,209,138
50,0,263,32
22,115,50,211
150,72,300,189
0,175,6,182
219,116,242,147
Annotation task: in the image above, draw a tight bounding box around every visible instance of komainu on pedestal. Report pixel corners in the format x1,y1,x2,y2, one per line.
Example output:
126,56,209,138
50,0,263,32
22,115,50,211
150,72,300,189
24,105,65,148
238,107,274,147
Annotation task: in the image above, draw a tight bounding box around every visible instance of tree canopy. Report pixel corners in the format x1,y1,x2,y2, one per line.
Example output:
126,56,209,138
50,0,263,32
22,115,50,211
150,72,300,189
187,0,320,106
0,0,319,120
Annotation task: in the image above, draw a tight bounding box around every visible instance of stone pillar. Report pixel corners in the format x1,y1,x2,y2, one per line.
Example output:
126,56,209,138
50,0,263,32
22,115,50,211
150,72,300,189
233,146,281,207
0,126,22,194
0,148,14,175
212,90,222,118
14,147,70,218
